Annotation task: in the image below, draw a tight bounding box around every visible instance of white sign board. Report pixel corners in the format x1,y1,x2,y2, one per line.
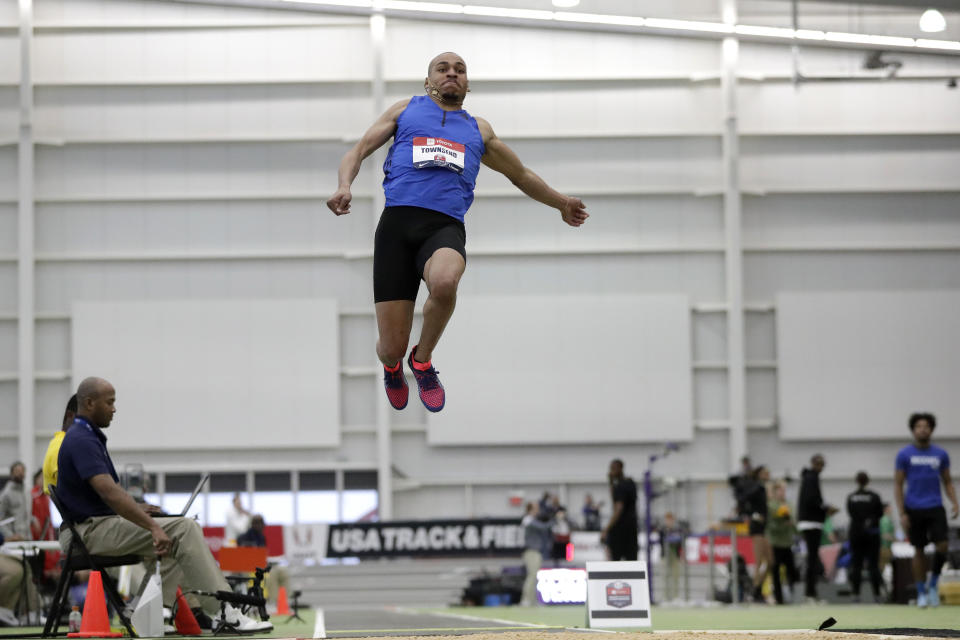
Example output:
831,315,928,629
586,561,652,629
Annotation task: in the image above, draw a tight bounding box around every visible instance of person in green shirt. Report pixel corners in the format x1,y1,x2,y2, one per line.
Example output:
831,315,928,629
767,481,799,604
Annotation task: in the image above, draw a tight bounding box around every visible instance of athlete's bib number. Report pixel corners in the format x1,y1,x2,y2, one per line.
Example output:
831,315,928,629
412,137,465,174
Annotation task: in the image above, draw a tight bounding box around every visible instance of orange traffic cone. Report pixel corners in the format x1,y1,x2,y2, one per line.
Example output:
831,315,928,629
275,586,292,616
68,571,122,638
174,586,203,636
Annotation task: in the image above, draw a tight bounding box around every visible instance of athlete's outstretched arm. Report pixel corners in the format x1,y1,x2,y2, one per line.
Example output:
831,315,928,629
941,467,959,519
327,99,410,216
477,118,588,227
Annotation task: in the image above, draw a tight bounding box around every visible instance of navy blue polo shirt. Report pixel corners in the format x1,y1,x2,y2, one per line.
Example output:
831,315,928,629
56,416,119,522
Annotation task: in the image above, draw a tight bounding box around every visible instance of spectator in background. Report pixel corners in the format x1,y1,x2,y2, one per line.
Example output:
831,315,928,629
797,453,837,604
745,465,773,603
767,481,798,605
660,512,686,602
602,459,638,561
224,492,252,546
846,471,884,603
894,412,959,608
551,507,571,561
520,502,551,606
0,461,31,542
728,456,753,520
582,494,602,532
237,515,289,607
878,503,895,581
42,394,78,495
31,469,61,583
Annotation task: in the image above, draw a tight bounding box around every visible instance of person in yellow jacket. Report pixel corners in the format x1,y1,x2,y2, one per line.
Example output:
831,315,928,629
41,394,77,494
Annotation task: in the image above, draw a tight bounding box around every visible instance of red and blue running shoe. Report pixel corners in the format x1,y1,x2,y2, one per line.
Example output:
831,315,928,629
407,345,445,412
382,361,408,410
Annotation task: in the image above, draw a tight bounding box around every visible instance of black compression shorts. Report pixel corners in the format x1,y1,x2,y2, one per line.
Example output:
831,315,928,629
373,206,467,303
906,506,948,548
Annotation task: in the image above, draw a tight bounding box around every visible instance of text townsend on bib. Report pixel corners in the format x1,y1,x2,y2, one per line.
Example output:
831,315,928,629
412,137,465,174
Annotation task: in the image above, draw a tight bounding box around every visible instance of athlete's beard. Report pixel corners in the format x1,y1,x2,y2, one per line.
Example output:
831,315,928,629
427,82,465,107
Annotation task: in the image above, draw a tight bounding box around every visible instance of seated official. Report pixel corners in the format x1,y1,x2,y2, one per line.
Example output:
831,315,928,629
237,515,289,608
57,377,272,633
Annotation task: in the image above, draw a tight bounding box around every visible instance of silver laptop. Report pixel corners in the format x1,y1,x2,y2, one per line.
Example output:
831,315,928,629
157,472,210,517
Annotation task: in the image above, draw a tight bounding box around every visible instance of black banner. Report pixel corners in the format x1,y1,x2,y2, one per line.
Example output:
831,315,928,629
326,518,524,558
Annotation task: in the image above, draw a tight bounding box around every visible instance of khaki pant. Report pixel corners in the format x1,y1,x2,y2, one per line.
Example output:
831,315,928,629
61,516,229,614
521,549,542,606
0,554,40,615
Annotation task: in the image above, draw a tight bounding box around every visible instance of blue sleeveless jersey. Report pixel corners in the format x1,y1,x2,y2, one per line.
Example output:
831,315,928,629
383,95,485,222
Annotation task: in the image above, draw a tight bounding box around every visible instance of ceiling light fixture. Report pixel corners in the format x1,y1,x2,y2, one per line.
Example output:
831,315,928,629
380,0,463,12
554,11,644,27
919,8,947,33
462,5,553,20
551,0,581,8
275,1,960,53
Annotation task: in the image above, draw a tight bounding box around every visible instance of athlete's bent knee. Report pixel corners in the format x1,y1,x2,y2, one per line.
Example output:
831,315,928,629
427,274,460,304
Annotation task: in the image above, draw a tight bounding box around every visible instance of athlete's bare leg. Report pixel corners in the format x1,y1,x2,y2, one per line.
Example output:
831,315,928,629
376,300,415,367
415,248,466,363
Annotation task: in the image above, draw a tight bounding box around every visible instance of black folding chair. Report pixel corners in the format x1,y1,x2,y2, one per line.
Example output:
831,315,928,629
42,487,140,638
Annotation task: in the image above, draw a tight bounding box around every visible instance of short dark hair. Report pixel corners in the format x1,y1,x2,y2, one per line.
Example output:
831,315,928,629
752,465,767,480
855,471,869,487
909,412,936,432
611,458,624,468
9,461,24,475
62,394,78,429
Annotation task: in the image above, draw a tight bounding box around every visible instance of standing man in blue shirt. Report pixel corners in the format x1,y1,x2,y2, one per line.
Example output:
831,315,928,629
894,412,959,608
327,52,589,413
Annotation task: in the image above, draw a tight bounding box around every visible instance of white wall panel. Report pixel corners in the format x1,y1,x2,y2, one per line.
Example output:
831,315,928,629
340,315,376,370
777,291,960,440
741,135,960,192
34,0,350,24
694,370,728,422
427,294,692,445
34,320,69,372
72,298,341,450
384,20,720,80
467,194,722,252
0,382,16,432
35,261,373,315
0,36,17,84
0,88,18,137
0,204,15,253
341,376,375,428
740,43,959,77
34,85,374,140
35,201,372,255
746,370,775,422
0,266,15,314
693,313,726,362
34,26,372,83
744,313,774,362
389,83,724,137
460,254,725,302
0,0,18,24
0,321,16,371
0,148,16,199
35,141,352,199
744,193,960,246
740,82,960,134
745,253,960,301
476,138,722,194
